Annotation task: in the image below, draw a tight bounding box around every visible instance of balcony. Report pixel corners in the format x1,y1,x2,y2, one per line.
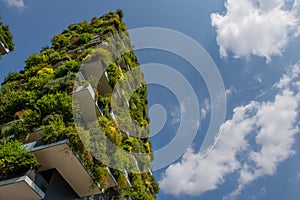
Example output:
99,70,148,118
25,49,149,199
0,169,47,200
131,155,141,172
122,168,132,188
80,61,104,85
119,56,131,72
106,167,118,188
25,128,43,144
25,140,102,198
0,38,9,55
79,61,112,96
89,35,102,46
0,119,22,130
98,72,113,96
73,83,100,125
0,120,44,145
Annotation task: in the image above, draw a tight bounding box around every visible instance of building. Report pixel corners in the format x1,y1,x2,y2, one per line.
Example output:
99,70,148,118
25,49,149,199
0,10,159,200
0,37,9,55
0,18,13,56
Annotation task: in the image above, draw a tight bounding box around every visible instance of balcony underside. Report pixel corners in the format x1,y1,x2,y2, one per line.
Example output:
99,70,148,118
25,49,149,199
26,140,101,198
73,86,101,124
0,175,45,200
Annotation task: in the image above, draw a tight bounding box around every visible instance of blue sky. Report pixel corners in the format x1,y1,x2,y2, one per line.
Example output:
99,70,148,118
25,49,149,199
1,0,300,200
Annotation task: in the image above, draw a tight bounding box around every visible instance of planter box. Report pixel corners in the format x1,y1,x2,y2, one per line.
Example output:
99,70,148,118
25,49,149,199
0,169,47,200
25,128,43,144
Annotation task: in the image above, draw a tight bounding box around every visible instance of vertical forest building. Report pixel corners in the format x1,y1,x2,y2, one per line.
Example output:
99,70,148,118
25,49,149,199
0,10,159,200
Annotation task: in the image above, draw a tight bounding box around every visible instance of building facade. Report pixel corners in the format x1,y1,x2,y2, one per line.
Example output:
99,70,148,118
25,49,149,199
0,10,159,200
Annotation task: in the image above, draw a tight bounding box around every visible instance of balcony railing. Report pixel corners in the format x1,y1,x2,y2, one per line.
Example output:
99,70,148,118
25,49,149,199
106,167,118,187
0,169,47,200
0,119,22,130
122,168,132,187
0,34,9,55
25,128,43,144
25,139,102,198
73,83,99,124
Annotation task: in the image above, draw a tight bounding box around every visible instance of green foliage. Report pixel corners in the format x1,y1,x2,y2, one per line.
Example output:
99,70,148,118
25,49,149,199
97,95,111,116
2,72,22,85
78,33,92,45
125,173,156,200
44,72,75,93
36,92,72,123
54,60,79,78
0,17,14,52
41,119,110,188
98,117,122,147
44,49,62,65
106,62,123,87
123,51,139,69
93,165,109,188
86,48,112,66
37,67,54,75
87,121,108,165
24,63,49,80
41,115,67,143
0,10,159,199
25,53,48,69
17,109,40,138
116,9,124,19
0,87,38,123
0,109,41,141
51,34,69,50
0,139,39,180
24,72,54,92
110,169,129,189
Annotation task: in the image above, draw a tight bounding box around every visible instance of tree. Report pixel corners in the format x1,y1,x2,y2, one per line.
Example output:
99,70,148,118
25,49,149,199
0,139,39,180
36,92,72,123
78,33,92,45
116,9,124,19
25,53,48,69
51,34,69,50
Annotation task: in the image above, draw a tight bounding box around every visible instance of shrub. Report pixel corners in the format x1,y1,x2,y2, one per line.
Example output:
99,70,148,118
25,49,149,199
0,139,40,180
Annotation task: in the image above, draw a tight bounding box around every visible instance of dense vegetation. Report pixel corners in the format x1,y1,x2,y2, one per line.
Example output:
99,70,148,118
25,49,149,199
0,139,40,180
0,10,159,199
0,17,14,58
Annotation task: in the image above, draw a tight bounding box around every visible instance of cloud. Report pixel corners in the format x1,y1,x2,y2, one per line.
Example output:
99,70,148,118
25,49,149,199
225,87,237,98
159,63,300,198
170,105,181,126
211,0,300,63
3,0,25,8
170,95,200,130
159,102,257,196
200,98,210,120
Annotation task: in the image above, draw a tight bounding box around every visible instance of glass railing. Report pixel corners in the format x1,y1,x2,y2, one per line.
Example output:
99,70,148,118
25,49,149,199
0,119,23,129
122,168,132,187
0,34,9,54
25,169,48,193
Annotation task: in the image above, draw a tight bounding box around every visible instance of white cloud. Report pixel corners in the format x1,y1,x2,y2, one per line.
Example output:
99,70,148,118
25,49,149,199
3,0,25,8
159,63,300,198
225,87,237,98
170,105,181,126
170,96,200,130
159,101,257,196
211,0,300,63
200,98,210,120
